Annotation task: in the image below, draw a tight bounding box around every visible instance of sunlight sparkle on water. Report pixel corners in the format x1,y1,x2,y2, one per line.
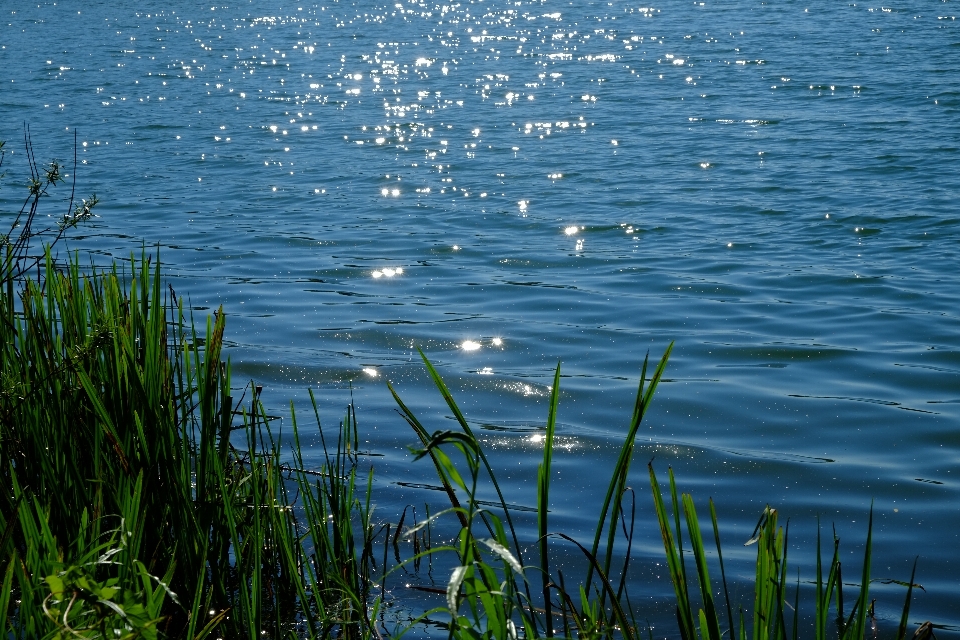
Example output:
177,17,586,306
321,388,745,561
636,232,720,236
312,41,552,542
12,0,957,625
371,267,402,279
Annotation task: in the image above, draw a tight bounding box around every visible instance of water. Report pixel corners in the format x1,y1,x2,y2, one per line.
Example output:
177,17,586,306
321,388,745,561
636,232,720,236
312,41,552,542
3,0,960,632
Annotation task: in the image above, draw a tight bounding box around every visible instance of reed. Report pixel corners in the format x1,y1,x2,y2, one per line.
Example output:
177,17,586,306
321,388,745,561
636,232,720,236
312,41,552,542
387,350,930,640
647,464,926,640
0,250,931,638
386,347,673,639
0,248,382,639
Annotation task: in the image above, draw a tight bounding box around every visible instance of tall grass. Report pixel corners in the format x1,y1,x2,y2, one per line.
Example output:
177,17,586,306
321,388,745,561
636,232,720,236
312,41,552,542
647,465,928,640
387,347,676,639
0,251,931,638
386,352,928,640
0,250,382,638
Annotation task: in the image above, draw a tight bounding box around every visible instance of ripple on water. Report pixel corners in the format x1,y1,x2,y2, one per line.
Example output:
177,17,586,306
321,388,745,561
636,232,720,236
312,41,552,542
3,0,960,629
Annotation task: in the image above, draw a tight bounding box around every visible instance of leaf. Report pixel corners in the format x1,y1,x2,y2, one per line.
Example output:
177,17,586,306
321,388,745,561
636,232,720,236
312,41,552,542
45,574,66,596
479,538,524,576
433,446,468,493
399,507,455,539
745,506,774,546
447,565,469,615
0,558,14,633
96,585,120,600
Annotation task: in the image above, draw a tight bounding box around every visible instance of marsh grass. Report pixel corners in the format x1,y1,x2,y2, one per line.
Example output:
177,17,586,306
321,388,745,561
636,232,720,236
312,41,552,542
647,465,928,640
386,348,929,640
385,346,678,639
0,252,930,638
0,249,384,638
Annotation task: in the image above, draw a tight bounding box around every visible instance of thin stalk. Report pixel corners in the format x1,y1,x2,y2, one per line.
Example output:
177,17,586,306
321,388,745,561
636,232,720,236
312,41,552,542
538,363,562,637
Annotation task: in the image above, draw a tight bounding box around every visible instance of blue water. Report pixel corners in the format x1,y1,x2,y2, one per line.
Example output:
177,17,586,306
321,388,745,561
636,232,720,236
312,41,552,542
3,0,960,632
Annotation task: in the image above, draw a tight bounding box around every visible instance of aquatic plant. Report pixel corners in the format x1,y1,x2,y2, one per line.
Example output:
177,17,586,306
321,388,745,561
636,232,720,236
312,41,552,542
0,247,933,638
385,351,929,640
0,134,382,638
647,463,931,640
384,345,672,639
0,247,388,638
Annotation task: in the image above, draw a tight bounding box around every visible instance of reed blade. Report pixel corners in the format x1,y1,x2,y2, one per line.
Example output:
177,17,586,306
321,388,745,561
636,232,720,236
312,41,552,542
537,362,562,637
683,494,722,640
709,498,735,640
589,344,673,588
417,349,526,564
896,557,919,640
649,464,696,640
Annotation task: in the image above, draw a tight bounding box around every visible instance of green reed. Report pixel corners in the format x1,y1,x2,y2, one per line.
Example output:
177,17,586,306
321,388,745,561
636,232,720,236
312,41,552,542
0,133,391,638
0,247,931,639
385,346,932,640
0,131,938,640
385,347,673,639
647,464,928,640
0,249,382,639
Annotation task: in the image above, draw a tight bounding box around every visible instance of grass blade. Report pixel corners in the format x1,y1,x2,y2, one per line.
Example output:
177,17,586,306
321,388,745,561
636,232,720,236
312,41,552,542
387,380,469,530
417,350,525,560
649,464,695,640
538,362,562,636
683,494,721,640
848,503,874,640
709,498,735,640
896,558,919,640
589,344,673,589
0,556,14,635
553,532,637,640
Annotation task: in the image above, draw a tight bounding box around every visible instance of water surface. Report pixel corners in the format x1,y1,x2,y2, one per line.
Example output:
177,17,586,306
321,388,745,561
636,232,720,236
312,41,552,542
2,0,960,632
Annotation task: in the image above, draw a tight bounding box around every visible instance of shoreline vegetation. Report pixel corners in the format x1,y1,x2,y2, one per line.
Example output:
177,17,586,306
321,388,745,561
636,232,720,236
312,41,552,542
0,140,934,638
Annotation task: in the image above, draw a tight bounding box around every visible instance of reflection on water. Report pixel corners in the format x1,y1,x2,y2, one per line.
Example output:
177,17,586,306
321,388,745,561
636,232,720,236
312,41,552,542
3,0,960,631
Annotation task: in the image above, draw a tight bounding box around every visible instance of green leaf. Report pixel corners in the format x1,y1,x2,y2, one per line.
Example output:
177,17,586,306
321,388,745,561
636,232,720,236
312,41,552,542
448,565,469,615
433,447,468,493
45,573,66,596
96,585,120,600
479,538,524,576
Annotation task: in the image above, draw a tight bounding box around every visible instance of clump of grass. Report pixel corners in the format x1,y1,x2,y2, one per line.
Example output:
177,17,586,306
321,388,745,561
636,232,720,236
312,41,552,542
384,346,673,638
0,247,387,638
0,134,385,638
0,247,931,639
385,348,934,640
648,464,928,640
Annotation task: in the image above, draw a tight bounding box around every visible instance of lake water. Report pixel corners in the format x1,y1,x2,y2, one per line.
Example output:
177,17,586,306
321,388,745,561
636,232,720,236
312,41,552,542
3,0,960,633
